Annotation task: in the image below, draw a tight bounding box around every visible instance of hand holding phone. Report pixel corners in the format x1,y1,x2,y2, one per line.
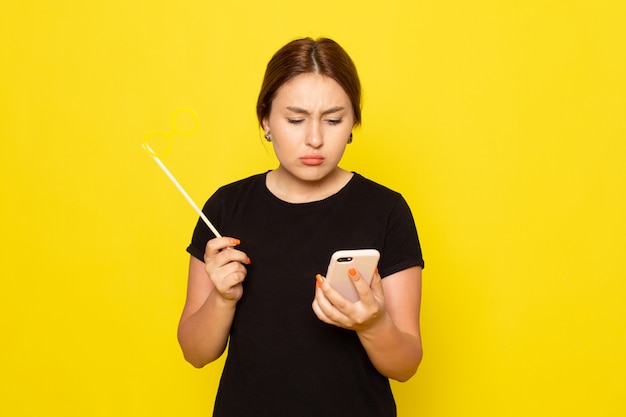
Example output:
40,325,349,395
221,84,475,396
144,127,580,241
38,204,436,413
324,249,380,302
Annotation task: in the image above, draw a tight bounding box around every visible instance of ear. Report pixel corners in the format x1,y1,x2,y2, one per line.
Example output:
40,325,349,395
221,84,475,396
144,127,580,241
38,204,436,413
261,117,270,133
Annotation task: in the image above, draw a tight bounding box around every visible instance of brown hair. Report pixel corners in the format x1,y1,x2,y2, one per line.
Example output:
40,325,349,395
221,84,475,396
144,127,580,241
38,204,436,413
256,37,362,127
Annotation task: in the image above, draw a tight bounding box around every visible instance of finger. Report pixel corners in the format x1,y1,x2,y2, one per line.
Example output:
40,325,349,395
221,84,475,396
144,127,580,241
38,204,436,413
216,248,251,267
317,275,351,310
205,237,250,266
314,284,352,325
312,275,334,323
211,261,248,297
311,296,332,324
205,236,241,259
218,261,248,282
369,270,384,298
313,293,343,325
347,267,375,303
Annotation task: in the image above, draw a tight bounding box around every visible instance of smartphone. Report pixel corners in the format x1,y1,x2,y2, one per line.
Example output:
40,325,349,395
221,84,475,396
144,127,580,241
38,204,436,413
324,249,380,302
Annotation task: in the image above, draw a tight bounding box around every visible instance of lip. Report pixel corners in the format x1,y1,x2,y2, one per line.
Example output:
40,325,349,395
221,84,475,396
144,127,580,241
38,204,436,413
300,155,324,166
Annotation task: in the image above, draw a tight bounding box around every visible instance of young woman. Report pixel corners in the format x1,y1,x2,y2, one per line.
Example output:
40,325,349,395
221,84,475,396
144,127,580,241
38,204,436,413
178,37,424,417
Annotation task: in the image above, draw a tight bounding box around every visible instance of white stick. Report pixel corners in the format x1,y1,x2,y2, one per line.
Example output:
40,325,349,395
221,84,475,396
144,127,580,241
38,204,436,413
148,152,222,238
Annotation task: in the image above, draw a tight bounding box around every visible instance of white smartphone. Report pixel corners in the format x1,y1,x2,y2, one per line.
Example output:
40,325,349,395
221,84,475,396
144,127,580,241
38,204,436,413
324,249,380,302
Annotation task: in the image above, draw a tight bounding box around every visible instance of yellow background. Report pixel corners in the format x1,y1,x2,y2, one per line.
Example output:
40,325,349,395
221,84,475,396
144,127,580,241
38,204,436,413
1,1,624,416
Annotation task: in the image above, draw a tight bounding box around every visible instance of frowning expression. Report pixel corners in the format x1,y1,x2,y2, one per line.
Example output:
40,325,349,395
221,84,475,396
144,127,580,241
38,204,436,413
262,73,355,183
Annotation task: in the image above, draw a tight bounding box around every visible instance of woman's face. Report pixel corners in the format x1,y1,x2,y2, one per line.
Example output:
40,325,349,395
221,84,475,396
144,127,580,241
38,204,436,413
262,73,354,185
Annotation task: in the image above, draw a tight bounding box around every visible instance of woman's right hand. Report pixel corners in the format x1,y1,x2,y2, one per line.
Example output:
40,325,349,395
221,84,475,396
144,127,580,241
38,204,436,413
203,237,250,303
178,237,250,367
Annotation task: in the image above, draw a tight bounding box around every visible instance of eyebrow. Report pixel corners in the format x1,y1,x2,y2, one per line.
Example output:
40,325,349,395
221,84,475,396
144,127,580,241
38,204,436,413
285,106,346,116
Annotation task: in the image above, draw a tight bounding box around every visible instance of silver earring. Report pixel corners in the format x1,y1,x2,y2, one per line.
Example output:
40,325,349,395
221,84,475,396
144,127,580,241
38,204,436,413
264,131,272,142
347,133,353,144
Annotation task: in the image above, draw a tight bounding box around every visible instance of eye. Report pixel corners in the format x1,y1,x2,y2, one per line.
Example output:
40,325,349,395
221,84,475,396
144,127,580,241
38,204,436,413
327,119,343,126
288,119,304,125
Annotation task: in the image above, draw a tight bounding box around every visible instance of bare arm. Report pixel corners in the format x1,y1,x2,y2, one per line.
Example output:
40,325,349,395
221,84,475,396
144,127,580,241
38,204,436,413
177,237,249,368
312,266,423,382
357,267,423,381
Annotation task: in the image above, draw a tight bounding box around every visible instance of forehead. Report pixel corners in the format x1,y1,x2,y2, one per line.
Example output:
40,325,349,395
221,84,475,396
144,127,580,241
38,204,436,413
272,73,350,106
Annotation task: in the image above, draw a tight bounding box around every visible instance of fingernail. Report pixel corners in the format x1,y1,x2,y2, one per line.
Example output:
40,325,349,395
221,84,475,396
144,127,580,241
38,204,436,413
246,257,251,265
348,268,357,277
375,268,379,275
315,274,324,289
231,238,241,245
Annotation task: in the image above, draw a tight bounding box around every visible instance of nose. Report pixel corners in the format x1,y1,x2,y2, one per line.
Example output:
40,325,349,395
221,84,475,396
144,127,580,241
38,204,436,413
305,122,323,148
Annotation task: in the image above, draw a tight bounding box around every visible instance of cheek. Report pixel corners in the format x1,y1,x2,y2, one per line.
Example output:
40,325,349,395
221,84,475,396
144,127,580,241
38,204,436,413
269,134,297,157
327,125,352,142
326,137,349,158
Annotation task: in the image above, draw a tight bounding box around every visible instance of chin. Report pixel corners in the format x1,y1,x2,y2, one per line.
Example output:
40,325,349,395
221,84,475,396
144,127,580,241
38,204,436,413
299,166,335,181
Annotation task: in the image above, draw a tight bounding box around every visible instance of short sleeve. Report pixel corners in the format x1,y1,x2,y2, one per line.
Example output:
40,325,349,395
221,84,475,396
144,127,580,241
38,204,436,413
378,195,424,278
186,192,225,261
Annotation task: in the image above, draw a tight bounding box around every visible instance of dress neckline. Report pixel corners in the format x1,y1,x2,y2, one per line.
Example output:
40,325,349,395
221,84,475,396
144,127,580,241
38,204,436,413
260,170,360,209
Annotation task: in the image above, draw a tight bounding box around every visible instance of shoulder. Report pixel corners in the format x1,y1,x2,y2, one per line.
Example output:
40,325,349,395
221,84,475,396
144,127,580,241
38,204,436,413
216,172,266,192
348,174,417,227
200,172,267,213
349,173,405,204
210,172,266,199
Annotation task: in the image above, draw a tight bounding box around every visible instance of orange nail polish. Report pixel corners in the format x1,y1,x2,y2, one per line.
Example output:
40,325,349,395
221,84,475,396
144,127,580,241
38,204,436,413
232,238,241,245
348,268,357,277
246,257,251,265
315,274,324,288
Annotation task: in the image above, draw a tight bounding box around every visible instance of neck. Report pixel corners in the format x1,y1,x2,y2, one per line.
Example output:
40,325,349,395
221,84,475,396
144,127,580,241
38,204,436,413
266,168,353,204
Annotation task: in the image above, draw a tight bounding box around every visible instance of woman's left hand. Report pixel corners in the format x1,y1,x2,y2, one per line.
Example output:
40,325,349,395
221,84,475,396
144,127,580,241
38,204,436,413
312,268,386,331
